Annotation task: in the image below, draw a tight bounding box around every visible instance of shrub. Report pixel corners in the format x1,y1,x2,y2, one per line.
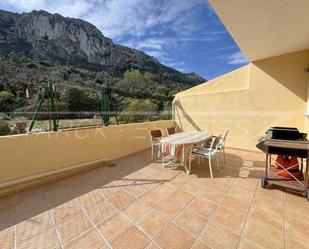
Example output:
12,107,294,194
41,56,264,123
0,91,15,112
119,99,157,123
0,112,11,136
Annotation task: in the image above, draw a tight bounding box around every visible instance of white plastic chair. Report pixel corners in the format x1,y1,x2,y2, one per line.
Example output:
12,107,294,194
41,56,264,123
149,130,162,160
217,130,229,165
166,127,176,136
189,137,219,178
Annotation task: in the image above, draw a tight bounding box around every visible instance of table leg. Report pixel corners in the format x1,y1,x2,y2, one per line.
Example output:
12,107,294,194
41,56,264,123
265,153,269,179
305,153,309,192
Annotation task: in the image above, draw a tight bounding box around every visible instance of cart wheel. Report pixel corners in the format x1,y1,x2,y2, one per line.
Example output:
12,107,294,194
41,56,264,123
260,176,267,188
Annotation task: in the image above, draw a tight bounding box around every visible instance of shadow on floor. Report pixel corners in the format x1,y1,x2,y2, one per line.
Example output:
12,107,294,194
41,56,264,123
0,148,265,234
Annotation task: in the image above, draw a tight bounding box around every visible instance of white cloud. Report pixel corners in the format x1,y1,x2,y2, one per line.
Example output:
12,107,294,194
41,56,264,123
1,0,93,17
228,51,248,65
0,0,214,40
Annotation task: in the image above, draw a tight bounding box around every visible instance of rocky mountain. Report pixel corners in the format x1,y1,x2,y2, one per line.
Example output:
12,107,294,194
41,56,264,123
0,9,205,85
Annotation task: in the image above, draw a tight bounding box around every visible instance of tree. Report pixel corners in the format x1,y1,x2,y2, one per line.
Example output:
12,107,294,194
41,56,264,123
119,99,158,123
63,87,100,114
122,69,153,94
155,85,169,96
0,112,11,135
0,91,15,112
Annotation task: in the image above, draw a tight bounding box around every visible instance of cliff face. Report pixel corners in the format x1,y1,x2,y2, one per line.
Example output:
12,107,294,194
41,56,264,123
0,10,205,84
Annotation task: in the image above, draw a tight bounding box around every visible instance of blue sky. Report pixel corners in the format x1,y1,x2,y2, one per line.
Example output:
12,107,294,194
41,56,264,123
0,0,248,80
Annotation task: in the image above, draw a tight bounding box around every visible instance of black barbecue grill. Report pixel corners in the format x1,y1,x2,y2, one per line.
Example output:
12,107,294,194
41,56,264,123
257,127,309,199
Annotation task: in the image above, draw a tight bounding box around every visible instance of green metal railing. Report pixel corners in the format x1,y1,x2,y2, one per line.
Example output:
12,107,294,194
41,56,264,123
27,84,173,133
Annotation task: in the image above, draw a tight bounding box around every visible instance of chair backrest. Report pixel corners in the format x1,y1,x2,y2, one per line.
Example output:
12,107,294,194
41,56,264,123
166,127,176,136
220,130,229,147
150,129,162,141
223,130,229,141
209,136,218,151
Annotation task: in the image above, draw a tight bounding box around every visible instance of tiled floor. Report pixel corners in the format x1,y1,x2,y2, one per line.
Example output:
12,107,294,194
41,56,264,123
1,148,309,249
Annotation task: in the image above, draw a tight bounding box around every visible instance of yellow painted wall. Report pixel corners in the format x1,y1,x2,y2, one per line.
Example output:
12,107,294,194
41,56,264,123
0,120,174,184
174,50,309,150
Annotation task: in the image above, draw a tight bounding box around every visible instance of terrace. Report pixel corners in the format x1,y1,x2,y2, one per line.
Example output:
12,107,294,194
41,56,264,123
2,148,308,249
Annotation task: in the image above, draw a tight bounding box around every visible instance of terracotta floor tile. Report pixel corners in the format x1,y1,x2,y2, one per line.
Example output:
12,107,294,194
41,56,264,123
155,223,195,249
16,229,60,249
77,190,106,210
285,203,309,222
99,183,122,198
6,150,309,249
16,212,53,245
285,192,309,209
286,216,309,247
0,195,15,209
182,182,202,195
286,236,309,249
145,242,161,249
137,210,169,239
97,212,130,241
107,190,135,210
125,184,149,199
227,188,253,202
252,195,284,213
199,188,225,204
155,183,177,197
238,239,265,249
86,200,117,224
191,240,212,249
15,196,46,215
51,201,82,225
199,223,239,249
63,229,105,249
190,177,211,187
247,204,283,230
0,226,13,249
188,198,216,219
174,209,208,236
232,178,257,193
212,178,236,186
220,195,251,213
170,190,194,207
0,206,15,227
140,190,164,207
206,181,231,193
56,213,92,243
110,226,150,249
210,206,247,235
154,198,182,218
112,178,134,187
122,201,150,222
254,187,284,202
242,219,284,249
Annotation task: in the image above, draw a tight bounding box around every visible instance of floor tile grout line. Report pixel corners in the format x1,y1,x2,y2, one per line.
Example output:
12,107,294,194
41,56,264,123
189,181,233,249
141,183,210,249
170,195,215,249
98,180,175,249
95,185,150,246
235,178,258,249
109,170,196,248
42,192,64,249
75,198,113,249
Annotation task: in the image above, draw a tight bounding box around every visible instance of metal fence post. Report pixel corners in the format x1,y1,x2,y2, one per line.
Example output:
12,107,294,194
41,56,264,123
102,85,110,126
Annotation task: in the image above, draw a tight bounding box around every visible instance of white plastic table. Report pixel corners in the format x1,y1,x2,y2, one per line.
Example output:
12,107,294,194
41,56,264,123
160,131,212,174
